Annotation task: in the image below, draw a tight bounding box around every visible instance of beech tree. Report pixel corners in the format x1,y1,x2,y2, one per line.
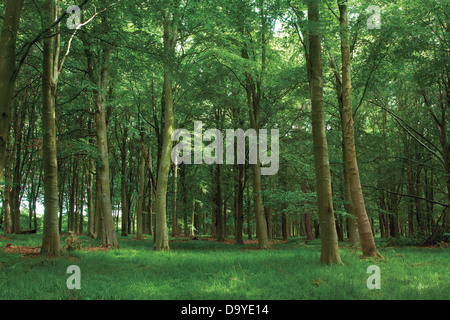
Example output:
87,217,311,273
0,0,23,183
307,0,342,265
337,0,380,257
154,6,178,251
40,0,61,256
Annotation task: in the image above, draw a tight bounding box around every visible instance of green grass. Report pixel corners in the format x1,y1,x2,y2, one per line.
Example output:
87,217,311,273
0,234,448,300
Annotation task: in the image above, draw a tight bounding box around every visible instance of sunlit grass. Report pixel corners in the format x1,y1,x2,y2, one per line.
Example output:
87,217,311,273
0,234,448,300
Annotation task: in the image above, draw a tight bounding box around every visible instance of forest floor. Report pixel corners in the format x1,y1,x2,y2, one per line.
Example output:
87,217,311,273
0,233,448,300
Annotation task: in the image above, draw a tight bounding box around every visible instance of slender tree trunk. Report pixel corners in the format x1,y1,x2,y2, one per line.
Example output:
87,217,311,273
210,165,216,238
234,163,244,244
80,8,118,248
191,190,196,237
238,3,270,249
338,1,379,258
74,166,80,234
308,0,342,265
28,170,36,230
127,144,133,236
95,56,117,247
172,163,178,236
267,176,274,242
78,168,84,234
41,0,61,256
300,183,314,241
281,210,288,241
154,11,177,251
3,143,12,234
181,164,188,236
215,164,224,241
68,157,77,232
120,129,128,236
413,167,426,234
246,172,252,240
223,198,228,237
86,157,94,237
9,96,20,234
147,146,154,235
136,155,145,240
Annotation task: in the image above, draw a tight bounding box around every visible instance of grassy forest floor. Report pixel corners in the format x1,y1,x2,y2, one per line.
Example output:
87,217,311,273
0,234,448,300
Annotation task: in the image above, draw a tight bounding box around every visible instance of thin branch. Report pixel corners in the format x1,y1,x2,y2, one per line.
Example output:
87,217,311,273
16,0,90,75
58,4,111,73
363,185,449,208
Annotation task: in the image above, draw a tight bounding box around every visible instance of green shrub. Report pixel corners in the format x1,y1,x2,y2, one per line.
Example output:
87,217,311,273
65,232,81,251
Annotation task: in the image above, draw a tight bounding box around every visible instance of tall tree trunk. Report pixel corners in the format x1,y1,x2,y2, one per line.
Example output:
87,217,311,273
81,7,118,248
41,0,61,256
245,75,269,248
28,170,35,230
86,157,94,237
127,144,133,236
0,0,23,183
68,157,77,232
154,11,177,251
301,184,314,241
181,164,188,236
231,105,245,244
413,167,426,234
234,163,244,244
281,210,288,241
74,166,80,234
338,1,380,258
171,163,178,236
79,168,85,234
307,0,342,265
3,142,12,234
238,2,270,249
120,127,128,236
136,155,145,240
147,145,154,235
267,176,275,241
215,164,224,241
10,99,22,234
191,190,196,237
95,53,117,247
329,43,360,247
246,171,252,240
96,91,118,247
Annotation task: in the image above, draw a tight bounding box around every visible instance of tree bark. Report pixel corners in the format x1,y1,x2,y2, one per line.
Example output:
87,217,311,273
120,126,129,236
136,155,145,240
3,141,12,234
181,164,188,236
0,0,23,183
234,163,245,244
154,10,177,251
40,0,61,256
338,1,380,258
171,163,178,236
307,0,343,265
215,164,224,241
81,7,118,248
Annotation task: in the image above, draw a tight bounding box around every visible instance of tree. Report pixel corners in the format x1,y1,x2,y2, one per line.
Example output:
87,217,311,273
154,7,178,251
41,0,61,256
307,0,342,265
81,2,118,248
337,0,380,258
0,0,23,186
